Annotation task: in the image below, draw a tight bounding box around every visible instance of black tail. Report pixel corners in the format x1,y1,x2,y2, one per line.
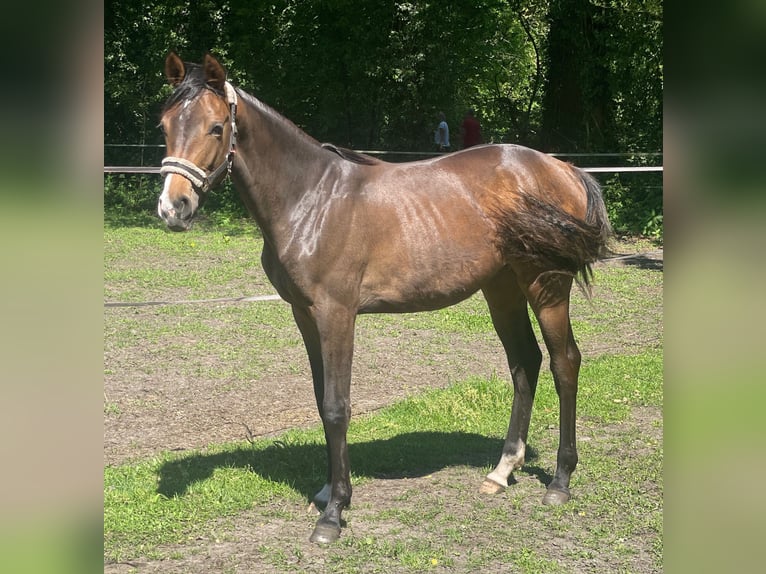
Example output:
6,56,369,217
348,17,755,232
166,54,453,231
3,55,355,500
581,169,613,256
493,168,613,295
577,169,614,287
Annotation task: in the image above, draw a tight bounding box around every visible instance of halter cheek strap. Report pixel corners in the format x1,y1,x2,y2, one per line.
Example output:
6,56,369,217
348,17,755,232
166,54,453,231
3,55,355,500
160,82,238,194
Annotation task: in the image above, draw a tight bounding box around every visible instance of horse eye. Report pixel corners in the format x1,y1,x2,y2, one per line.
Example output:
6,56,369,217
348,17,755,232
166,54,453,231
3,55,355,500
210,123,224,137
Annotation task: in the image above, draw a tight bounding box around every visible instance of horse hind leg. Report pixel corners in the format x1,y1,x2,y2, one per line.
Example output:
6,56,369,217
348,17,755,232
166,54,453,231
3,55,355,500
525,273,581,506
479,272,542,494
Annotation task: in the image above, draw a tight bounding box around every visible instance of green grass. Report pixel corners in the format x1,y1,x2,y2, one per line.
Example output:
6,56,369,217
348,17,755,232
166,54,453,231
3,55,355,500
359,252,663,363
104,222,662,363
104,349,662,564
104,217,662,572
104,223,661,393
104,217,266,302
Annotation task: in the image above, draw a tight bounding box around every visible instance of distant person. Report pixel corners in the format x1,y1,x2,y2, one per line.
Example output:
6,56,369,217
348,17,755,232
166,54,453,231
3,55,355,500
434,112,450,152
460,109,482,148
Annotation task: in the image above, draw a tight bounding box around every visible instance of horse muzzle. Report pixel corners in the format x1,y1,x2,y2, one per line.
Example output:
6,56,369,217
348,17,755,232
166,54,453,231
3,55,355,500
157,174,200,231
162,213,193,232
157,155,232,231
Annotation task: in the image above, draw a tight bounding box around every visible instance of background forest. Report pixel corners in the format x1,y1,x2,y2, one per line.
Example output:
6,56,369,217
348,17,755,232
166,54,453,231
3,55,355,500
104,0,663,237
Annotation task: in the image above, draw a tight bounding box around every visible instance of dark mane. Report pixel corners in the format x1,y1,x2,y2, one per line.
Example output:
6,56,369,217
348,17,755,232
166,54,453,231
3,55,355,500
162,70,379,169
321,143,380,165
162,62,223,113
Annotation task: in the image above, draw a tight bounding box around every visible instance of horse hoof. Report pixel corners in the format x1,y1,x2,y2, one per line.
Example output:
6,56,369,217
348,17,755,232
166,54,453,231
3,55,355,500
309,522,341,545
542,488,571,506
479,478,506,495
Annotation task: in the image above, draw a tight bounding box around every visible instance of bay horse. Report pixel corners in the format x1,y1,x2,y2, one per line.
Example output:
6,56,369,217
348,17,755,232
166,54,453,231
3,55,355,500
157,53,612,544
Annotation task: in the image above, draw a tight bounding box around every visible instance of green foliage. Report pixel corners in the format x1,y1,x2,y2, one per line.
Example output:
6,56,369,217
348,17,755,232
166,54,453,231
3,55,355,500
601,172,663,240
105,0,662,154
224,0,546,150
104,174,250,227
103,174,158,214
541,0,662,152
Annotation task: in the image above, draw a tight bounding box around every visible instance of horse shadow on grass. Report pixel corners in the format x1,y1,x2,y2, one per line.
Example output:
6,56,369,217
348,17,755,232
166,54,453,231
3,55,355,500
621,254,663,271
157,431,549,501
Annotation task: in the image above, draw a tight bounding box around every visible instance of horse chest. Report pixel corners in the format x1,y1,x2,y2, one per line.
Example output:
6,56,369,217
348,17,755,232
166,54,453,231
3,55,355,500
260,245,310,306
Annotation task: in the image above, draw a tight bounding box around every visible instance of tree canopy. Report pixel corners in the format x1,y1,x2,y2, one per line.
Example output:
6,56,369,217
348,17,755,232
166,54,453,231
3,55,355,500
105,0,662,156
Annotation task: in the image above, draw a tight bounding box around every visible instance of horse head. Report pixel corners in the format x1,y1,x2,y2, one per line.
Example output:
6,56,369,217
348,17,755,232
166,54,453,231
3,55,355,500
157,52,237,231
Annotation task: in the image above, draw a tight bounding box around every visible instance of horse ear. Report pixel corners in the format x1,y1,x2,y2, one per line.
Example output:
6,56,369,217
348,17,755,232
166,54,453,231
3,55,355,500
165,52,185,86
203,53,227,91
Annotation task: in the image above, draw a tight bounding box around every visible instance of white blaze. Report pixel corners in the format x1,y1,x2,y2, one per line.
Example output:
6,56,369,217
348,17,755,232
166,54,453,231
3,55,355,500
158,175,176,218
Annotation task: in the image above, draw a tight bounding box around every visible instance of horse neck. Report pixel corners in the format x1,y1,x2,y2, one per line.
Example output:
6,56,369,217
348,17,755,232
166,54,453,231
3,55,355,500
230,91,334,245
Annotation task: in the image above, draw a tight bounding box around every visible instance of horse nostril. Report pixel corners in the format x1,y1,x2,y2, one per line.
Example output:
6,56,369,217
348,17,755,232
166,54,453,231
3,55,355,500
174,196,191,213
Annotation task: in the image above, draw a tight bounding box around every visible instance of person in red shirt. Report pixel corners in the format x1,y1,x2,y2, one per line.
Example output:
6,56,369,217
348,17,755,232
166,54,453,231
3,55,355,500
460,109,482,149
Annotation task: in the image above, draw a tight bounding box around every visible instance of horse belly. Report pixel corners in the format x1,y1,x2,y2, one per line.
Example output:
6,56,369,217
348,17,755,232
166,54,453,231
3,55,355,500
358,235,500,313
356,169,503,313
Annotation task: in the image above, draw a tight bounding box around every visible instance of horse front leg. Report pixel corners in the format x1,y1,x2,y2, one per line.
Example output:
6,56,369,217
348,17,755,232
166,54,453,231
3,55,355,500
291,306,333,507
305,303,357,544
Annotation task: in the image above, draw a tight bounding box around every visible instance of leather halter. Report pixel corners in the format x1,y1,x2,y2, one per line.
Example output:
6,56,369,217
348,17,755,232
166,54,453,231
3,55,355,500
160,82,238,194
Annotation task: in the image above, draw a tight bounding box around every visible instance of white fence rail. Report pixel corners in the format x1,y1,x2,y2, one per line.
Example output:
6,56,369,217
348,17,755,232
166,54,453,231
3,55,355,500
104,148,663,174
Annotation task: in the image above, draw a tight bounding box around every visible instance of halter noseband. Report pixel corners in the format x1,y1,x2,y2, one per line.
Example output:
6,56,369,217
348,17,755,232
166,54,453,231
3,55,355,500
160,82,238,194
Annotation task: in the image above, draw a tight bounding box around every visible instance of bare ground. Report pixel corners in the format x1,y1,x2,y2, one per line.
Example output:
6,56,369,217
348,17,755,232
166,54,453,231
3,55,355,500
104,245,662,573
